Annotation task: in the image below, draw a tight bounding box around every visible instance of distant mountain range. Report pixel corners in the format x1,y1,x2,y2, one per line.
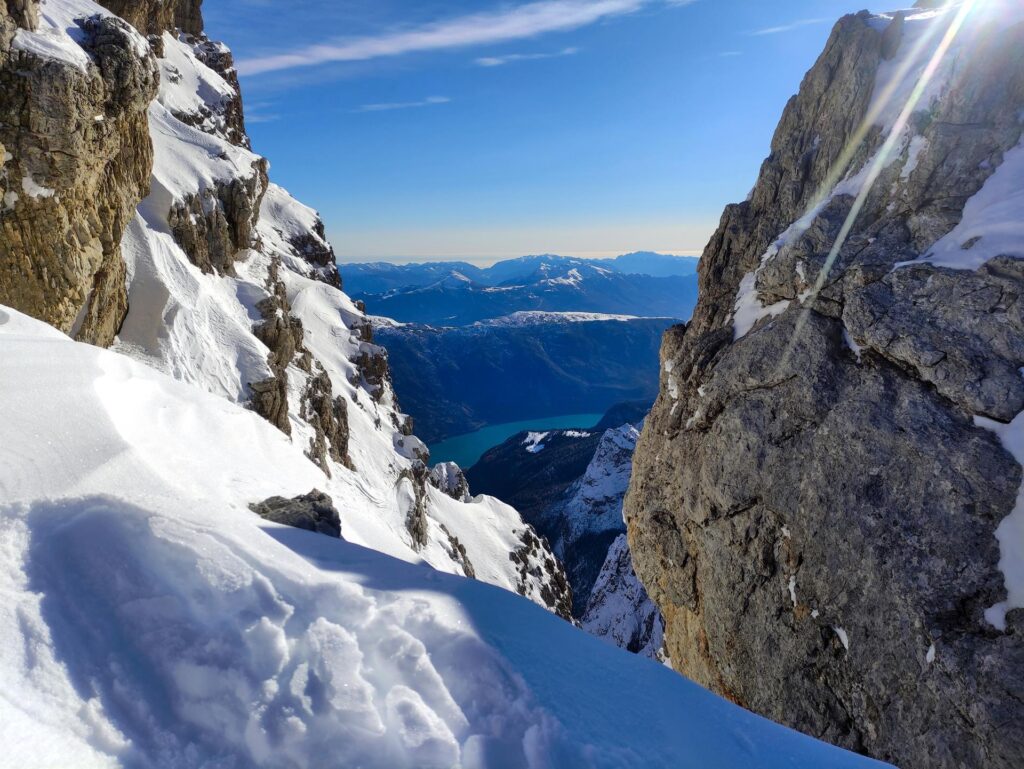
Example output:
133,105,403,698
341,253,700,325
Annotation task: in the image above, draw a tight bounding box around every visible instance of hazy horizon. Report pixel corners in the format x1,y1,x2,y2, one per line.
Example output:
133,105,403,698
335,248,703,267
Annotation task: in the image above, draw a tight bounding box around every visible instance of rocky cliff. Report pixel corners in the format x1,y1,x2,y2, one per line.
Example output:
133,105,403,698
0,0,571,621
0,1,157,346
626,5,1024,768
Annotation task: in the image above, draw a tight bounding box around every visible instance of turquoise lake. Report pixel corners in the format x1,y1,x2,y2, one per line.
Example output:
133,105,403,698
430,413,604,470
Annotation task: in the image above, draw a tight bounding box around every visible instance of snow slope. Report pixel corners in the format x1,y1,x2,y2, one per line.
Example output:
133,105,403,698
68,0,570,612
0,306,890,769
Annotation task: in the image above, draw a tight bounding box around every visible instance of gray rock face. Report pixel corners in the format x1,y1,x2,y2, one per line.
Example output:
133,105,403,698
0,9,158,346
250,490,342,538
625,8,1024,769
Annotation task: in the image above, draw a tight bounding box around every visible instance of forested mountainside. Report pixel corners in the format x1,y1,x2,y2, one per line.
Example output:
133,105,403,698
376,313,670,442
626,4,1024,767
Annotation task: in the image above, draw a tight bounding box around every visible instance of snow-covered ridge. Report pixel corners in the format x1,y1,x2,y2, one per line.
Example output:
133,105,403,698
475,311,653,327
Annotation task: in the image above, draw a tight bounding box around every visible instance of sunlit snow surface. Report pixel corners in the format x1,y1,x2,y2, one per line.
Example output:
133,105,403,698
0,308,890,769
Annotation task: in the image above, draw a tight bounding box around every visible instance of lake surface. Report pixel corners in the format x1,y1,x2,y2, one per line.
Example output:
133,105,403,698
430,413,604,470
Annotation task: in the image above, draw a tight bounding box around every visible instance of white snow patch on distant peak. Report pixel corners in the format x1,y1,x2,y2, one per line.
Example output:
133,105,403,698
926,643,936,664
476,311,643,327
523,432,549,454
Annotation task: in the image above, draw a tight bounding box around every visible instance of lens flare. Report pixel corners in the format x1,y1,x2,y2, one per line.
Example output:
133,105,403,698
773,0,982,371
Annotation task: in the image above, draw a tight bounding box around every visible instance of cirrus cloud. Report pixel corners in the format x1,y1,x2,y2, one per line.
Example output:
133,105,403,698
237,0,695,76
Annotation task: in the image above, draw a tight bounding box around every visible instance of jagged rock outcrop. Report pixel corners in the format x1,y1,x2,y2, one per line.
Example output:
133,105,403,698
167,159,268,275
301,367,352,474
625,7,1024,769
251,262,304,434
0,6,157,346
428,462,471,502
510,528,574,622
5,0,36,29
250,489,342,538
100,0,203,37
398,460,432,549
184,35,250,148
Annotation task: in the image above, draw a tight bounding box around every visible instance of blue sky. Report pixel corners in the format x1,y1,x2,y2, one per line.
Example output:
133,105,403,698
204,0,863,263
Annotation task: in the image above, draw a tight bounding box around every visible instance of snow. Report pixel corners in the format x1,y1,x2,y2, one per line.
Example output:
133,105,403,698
0,307,888,769
540,267,584,288
788,575,798,607
158,33,238,131
12,0,149,71
900,135,928,181
556,425,640,543
926,643,936,665
109,26,572,611
868,8,956,132
915,140,1024,270
833,627,851,651
523,432,549,453
21,175,56,199
476,311,644,327
842,328,864,362
732,270,790,340
12,24,91,70
974,410,1024,631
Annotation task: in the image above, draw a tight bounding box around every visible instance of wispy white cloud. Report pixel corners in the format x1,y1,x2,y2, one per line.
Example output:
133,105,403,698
475,46,579,67
718,50,742,57
751,18,827,36
352,96,452,113
238,0,693,76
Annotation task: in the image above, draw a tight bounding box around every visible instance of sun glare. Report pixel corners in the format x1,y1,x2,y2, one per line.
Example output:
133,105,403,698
774,0,989,371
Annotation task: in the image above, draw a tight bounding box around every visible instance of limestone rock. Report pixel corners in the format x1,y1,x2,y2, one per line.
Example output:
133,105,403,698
249,490,342,539
429,462,471,502
99,0,203,36
167,159,268,275
0,11,157,346
625,9,1024,768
